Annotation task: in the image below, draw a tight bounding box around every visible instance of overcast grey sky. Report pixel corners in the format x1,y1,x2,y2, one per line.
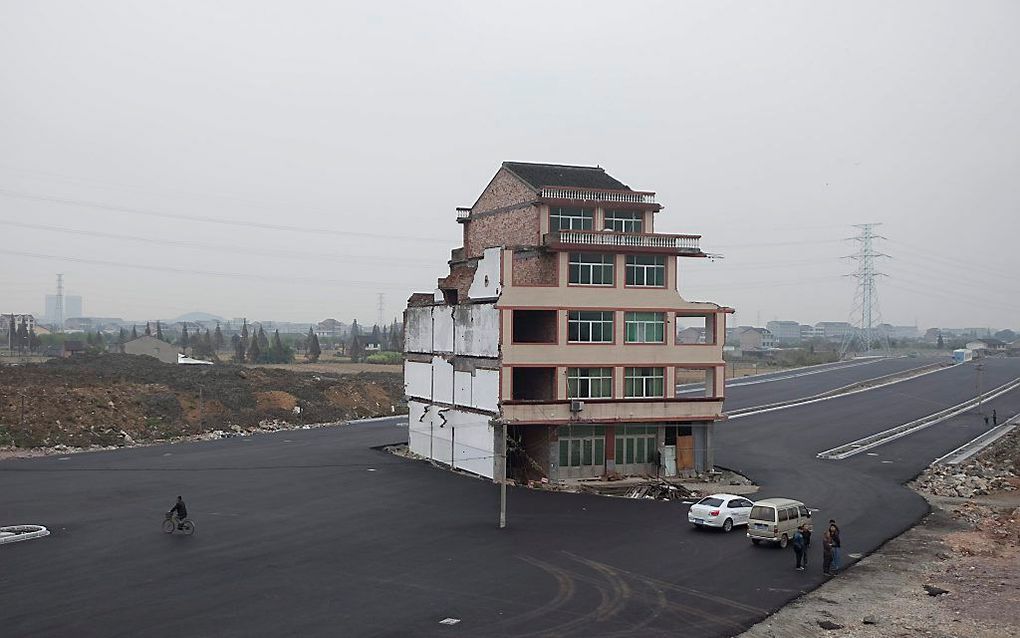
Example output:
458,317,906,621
2,1,1017,329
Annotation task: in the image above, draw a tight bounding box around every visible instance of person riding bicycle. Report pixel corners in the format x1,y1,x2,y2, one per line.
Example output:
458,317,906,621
168,496,188,529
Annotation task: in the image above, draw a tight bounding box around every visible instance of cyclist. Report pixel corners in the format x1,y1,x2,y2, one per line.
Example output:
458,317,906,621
168,496,188,529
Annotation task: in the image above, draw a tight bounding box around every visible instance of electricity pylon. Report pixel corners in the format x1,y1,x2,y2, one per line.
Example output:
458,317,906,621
840,223,890,358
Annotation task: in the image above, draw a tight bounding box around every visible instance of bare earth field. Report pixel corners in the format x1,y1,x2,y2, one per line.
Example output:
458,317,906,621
0,354,405,451
243,361,402,374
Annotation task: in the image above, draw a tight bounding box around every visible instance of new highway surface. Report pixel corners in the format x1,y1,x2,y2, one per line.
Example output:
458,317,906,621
2,358,1019,637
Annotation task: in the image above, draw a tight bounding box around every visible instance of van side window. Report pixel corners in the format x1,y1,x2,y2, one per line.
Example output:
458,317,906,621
798,505,810,518
786,507,798,521
778,508,789,522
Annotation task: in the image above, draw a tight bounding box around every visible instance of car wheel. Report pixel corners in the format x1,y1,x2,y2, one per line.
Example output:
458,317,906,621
779,534,789,549
751,538,760,545
723,518,733,533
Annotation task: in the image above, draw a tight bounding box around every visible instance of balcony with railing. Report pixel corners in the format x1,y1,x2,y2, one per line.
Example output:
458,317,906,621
544,230,704,256
456,207,471,223
539,186,658,207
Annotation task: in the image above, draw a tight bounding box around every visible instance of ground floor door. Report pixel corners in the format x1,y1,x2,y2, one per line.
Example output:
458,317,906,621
614,425,658,476
556,425,606,479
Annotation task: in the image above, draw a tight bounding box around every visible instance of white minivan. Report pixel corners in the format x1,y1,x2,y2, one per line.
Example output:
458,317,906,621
746,498,812,548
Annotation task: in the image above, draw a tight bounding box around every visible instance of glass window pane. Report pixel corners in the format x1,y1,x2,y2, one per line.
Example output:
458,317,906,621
636,438,646,464
570,440,581,466
583,439,593,465
626,438,635,464
594,439,605,465
559,440,568,466
615,437,624,464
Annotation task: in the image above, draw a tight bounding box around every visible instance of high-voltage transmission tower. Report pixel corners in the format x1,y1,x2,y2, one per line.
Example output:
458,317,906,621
840,223,889,358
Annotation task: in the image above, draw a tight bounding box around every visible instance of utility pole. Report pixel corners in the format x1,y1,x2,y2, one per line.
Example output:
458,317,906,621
493,419,507,529
841,224,889,358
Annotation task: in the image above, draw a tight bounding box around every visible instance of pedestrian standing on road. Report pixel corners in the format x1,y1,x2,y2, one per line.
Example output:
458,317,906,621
822,530,834,576
828,520,842,573
801,523,811,567
792,526,806,571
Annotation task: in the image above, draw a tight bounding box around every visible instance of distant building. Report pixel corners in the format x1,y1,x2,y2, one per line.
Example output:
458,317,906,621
315,318,345,338
44,294,83,325
737,327,776,351
62,340,86,358
677,326,706,344
2,314,36,335
123,335,179,364
800,324,823,340
966,338,1007,354
766,321,801,345
815,322,853,342
876,324,920,340
65,317,124,333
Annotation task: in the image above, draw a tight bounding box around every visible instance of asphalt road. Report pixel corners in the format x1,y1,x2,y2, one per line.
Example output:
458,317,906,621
718,356,945,411
3,358,1019,637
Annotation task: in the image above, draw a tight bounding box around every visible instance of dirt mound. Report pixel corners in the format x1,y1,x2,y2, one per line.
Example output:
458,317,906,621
0,353,405,449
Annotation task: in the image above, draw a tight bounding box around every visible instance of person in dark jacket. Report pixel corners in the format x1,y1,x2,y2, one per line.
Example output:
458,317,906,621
792,527,806,570
828,520,842,572
169,496,188,529
801,524,812,567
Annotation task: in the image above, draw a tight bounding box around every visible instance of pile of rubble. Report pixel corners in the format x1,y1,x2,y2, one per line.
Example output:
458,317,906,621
914,427,1020,499
915,459,1018,498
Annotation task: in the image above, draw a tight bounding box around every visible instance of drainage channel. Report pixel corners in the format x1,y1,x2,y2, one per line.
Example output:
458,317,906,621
816,377,1020,460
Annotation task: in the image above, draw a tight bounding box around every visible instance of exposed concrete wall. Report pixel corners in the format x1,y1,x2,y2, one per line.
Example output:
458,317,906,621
453,303,499,358
405,306,434,354
448,409,495,478
405,361,431,399
432,355,454,404
433,307,454,353
467,247,502,300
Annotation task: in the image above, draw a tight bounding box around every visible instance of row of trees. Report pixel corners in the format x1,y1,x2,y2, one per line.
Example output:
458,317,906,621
5,316,41,353
232,320,294,364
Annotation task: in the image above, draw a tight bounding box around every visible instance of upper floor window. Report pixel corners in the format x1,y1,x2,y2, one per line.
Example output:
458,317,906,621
624,367,665,398
604,210,643,233
550,207,594,231
624,311,665,343
568,311,614,343
569,252,614,286
567,367,614,399
626,255,665,287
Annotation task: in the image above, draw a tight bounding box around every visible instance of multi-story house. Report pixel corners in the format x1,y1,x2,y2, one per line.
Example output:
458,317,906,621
404,162,730,482
766,320,802,345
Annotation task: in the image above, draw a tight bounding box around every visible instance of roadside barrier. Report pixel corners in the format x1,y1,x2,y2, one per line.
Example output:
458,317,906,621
0,524,50,545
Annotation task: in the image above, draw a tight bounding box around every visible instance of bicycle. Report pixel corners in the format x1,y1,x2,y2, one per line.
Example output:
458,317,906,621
163,512,195,535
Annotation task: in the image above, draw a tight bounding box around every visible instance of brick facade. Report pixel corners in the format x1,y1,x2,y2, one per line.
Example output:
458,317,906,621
472,167,535,213
464,206,541,259
511,250,558,286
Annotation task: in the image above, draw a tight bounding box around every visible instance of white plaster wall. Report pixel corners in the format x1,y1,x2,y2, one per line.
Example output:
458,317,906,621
408,401,431,458
449,409,495,479
467,247,502,300
471,369,500,412
453,303,499,358
430,407,454,464
432,356,454,405
405,361,432,400
454,370,472,408
404,306,433,354
433,307,455,353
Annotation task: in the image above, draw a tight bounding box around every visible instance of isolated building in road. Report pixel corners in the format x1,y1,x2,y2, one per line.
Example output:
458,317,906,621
404,162,730,482
123,335,179,364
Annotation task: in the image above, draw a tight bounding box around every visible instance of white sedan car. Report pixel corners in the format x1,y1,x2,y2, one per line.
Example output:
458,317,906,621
687,493,755,532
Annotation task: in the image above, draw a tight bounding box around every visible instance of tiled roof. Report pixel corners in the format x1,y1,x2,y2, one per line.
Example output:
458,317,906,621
502,161,629,191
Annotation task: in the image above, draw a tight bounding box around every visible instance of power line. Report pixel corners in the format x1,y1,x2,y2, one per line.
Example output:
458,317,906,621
0,219,440,268
0,188,453,244
0,248,421,291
